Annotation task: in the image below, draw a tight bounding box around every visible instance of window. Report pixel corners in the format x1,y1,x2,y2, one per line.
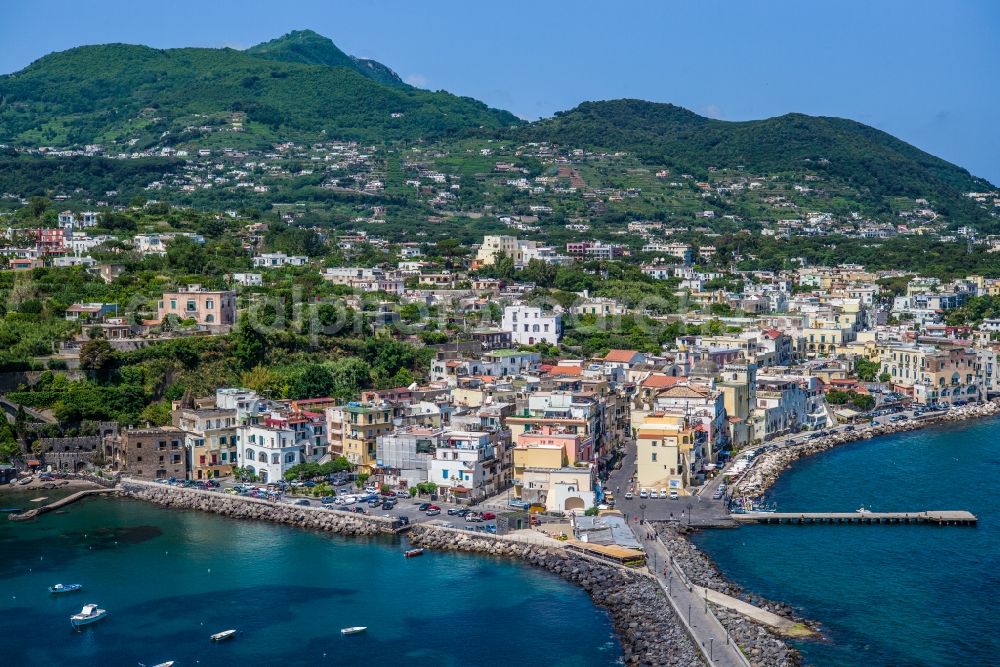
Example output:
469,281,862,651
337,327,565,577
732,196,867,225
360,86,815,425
205,314,214,323
651,452,657,462
206,299,214,309
170,299,177,310
186,300,197,312
442,469,449,479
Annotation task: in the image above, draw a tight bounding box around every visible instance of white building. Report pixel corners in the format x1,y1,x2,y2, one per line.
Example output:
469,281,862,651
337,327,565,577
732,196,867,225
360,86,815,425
429,430,499,501
230,273,263,287
236,423,304,484
252,252,309,268
502,305,561,346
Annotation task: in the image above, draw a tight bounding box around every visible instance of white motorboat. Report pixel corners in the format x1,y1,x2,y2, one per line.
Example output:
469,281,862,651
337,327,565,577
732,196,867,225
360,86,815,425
70,603,107,627
49,583,83,594
210,629,237,642
340,626,367,635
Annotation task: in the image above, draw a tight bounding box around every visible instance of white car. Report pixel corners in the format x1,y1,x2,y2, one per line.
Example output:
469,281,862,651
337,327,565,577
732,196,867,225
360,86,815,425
624,492,634,500
669,490,679,500
639,490,649,499
658,489,668,499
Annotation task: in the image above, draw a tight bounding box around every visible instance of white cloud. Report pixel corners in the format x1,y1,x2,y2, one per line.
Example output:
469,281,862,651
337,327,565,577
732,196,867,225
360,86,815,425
405,73,428,88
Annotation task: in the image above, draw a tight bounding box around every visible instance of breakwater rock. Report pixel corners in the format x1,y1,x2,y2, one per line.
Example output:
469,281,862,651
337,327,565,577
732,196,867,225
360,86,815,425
120,480,395,536
735,400,1000,498
409,525,702,666
654,524,805,667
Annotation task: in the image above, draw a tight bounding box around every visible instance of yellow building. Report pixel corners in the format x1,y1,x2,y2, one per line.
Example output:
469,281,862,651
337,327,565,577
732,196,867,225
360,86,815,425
635,415,695,494
878,343,983,405
342,402,394,471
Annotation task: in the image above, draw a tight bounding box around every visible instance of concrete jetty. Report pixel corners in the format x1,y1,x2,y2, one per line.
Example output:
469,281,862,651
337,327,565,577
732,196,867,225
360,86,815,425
7,488,118,521
731,510,977,526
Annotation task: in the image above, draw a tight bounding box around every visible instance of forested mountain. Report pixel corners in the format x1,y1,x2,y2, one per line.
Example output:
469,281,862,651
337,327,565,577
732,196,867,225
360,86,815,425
517,99,994,223
0,36,519,147
245,29,406,88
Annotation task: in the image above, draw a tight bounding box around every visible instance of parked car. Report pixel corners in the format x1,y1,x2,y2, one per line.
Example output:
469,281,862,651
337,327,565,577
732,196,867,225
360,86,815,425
669,490,679,500
446,507,462,515
639,490,649,499
419,503,433,511
455,508,471,517
480,511,496,520
381,501,395,510
465,513,483,522
294,499,311,506
658,489,668,499
425,508,441,516
624,491,634,500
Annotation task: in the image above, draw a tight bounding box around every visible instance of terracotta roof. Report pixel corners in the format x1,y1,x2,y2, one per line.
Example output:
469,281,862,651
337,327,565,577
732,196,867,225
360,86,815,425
550,365,583,376
641,374,684,389
604,349,640,363
762,329,783,340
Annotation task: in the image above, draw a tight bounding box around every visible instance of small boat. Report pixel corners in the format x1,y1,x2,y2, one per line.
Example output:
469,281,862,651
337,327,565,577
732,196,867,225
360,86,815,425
150,662,175,667
856,506,868,514
70,603,107,627
340,626,367,635
210,629,237,642
50,583,83,594
404,548,424,558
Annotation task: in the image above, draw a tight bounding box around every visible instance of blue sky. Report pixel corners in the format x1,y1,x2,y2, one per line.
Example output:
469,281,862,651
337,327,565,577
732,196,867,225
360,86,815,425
2,0,998,184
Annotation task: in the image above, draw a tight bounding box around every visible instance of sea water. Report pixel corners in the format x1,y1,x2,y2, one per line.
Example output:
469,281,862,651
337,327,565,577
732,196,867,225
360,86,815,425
1,496,621,666
693,417,1000,666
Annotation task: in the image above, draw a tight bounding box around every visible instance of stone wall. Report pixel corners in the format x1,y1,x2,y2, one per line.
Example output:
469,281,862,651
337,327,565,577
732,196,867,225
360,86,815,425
119,480,396,537
409,525,702,666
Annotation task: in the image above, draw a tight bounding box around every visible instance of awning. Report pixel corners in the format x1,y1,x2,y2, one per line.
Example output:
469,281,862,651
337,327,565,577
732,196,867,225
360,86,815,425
451,486,471,494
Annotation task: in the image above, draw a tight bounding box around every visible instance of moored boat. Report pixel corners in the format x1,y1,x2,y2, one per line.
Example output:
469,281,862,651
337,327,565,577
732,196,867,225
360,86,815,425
70,603,107,627
50,583,83,594
340,626,367,635
210,629,237,642
404,548,424,558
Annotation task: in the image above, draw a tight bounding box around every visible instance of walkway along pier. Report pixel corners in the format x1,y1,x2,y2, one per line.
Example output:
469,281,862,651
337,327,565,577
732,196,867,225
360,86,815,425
7,488,118,521
731,511,977,526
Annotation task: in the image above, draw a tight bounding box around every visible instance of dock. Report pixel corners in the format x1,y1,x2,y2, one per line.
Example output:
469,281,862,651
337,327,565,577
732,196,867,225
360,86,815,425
731,510,977,526
8,488,118,521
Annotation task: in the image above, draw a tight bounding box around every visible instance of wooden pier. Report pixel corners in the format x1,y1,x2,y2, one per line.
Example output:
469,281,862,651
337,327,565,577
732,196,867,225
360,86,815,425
731,510,977,526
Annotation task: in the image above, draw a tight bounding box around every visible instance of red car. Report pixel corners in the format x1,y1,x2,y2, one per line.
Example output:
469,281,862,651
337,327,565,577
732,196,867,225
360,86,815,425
480,511,496,520
427,504,441,511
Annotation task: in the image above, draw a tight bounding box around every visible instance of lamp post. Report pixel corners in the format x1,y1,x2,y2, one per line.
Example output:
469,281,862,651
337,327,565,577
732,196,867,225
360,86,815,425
710,636,715,661
640,502,647,524
686,501,693,526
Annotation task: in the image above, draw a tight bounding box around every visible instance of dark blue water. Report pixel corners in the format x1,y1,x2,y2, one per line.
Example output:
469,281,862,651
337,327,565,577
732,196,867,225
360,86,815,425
0,497,620,666
694,418,1000,666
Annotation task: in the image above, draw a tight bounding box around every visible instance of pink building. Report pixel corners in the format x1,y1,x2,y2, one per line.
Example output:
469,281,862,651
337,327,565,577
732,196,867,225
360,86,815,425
157,285,236,330
517,425,593,465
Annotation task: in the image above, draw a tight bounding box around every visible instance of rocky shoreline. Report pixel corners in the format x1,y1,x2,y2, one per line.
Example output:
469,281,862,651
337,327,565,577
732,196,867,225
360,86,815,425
734,400,1000,499
119,480,396,536
410,525,703,666
654,400,1000,667
118,480,703,665
654,523,806,667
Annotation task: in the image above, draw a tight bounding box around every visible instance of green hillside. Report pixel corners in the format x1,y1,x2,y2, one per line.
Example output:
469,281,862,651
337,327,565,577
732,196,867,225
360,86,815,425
518,99,994,221
245,29,406,87
0,39,519,148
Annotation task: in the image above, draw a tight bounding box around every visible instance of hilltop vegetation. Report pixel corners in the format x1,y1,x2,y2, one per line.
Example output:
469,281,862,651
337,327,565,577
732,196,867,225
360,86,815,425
517,99,994,227
0,36,519,148
245,29,406,88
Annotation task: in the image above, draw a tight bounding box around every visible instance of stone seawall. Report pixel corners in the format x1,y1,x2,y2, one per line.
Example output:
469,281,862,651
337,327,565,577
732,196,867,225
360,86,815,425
736,400,1000,498
119,481,396,537
409,525,703,666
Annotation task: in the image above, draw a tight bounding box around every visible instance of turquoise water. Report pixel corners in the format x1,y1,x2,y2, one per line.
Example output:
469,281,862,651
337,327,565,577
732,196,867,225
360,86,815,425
693,418,1000,666
1,497,620,666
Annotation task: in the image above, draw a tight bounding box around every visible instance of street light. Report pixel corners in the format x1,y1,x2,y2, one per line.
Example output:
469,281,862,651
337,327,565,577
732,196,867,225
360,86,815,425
710,636,715,661
639,502,647,523
686,501,693,526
